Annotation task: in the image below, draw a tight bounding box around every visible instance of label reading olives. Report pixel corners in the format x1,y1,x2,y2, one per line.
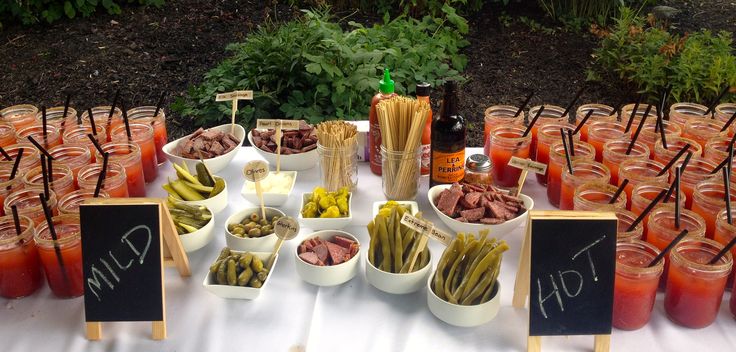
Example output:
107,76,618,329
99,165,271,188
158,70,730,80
243,160,269,182
274,216,299,240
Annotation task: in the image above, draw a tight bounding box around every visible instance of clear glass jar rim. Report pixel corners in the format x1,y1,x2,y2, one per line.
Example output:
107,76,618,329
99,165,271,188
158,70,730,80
0,214,34,246
485,105,520,118
670,238,732,272
1,104,38,116
616,239,664,274
33,214,81,247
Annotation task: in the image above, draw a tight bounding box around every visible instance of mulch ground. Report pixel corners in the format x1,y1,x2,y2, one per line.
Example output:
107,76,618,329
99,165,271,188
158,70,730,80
0,0,732,146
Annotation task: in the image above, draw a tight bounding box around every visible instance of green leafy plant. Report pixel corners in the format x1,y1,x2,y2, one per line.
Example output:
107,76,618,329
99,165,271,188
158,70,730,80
290,0,490,17
0,0,164,29
589,7,736,103
537,0,654,27
173,8,469,128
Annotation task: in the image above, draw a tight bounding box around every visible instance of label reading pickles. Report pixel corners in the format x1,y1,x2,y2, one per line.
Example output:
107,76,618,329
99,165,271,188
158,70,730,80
431,150,465,184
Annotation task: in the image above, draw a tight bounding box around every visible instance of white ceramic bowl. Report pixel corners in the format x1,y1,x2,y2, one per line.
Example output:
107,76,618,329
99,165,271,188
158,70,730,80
248,130,318,171
202,252,277,300
371,201,419,218
364,252,431,294
294,230,361,286
163,123,245,173
240,171,297,207
225,207,285,252
181,177,228,214
427,184,534,237
297,192,352,230
427,278,501,327
177,205,215,252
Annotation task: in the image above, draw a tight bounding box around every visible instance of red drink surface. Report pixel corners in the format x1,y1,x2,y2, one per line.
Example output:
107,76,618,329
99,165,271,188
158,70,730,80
152,122,167,164
0,237,43,298
112,124,158,183
613,244,661,330
37,234,83,298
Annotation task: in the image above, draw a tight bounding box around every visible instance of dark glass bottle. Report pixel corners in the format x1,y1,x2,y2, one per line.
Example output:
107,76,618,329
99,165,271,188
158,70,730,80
430,80,467,187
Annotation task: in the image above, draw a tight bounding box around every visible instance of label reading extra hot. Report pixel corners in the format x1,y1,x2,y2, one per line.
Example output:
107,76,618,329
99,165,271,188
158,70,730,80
431,150,465,183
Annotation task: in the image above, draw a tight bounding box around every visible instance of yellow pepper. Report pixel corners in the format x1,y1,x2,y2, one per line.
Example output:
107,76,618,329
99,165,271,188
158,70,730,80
301,202,319,218
337,197,349,215
318,195,336,210
320,205,341,218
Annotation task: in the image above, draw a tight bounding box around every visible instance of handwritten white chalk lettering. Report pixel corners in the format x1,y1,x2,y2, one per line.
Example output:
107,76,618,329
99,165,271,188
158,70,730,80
86,225,153,302
535,234,606,318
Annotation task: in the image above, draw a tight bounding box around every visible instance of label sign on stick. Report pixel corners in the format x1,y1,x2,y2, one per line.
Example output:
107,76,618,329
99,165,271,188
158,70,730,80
243,160,269,182
256,119,301,130
215,90,253,101
400,212,452,246
509,156,547,174
274,216,300,240
527,211,617,337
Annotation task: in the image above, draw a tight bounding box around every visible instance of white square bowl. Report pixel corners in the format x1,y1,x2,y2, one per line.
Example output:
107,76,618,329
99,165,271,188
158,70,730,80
240,171,297,207
202,251,277,300
297,192,352,231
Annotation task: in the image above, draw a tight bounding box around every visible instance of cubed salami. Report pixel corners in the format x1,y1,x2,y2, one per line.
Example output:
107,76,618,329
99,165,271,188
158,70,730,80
313,244,330,264
333,235,355,249
460,207,486,222
326,242,348,265
299,252,324,266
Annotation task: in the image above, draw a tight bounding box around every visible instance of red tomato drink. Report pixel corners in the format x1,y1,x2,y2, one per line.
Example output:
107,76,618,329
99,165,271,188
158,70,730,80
615,209,644,241
487,125,531,188
691,179,736,239
95,142,146,197
34,214,84,298
535,121,577,185
111,123,158,183
713,209,736,289
668,157,718,209
22,164,76,199
80,106,123,142
575,103,617,142
127,106,168,164
669,102,710,129
547,141,595,208
0,122,17,148
16,124,63,150
77,161,129,198
586,120,627,162
613,239,663,330
58,189,109,216
483,105,522,156
0,168,24,217
631,181,686,239
573,181,627,212
602,139,650,186
48,144,92,187
0,214,43,298
0,105,38,131
559,160,610,210
617,159,667,209
527,105,568,161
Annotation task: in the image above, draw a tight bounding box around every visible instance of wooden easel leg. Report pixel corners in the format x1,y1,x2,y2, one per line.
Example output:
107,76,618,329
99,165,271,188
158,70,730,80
86,322,102,340
527,336,541,352
513,217,532,308
152,321,166,340
594,335,611,352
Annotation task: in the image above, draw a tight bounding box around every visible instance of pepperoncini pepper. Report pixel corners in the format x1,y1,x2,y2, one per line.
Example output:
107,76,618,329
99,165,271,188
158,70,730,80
320,205,341,218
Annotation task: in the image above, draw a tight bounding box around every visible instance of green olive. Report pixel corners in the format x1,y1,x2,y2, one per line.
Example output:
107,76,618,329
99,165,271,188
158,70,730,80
248,228,262,237
249,213,260,222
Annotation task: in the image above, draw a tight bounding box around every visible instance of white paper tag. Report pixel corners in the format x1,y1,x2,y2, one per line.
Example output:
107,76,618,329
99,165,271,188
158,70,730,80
256,119,301,130
509,156,547,174
243,160,269,182
400,213,452,246
274,216,299,240
215,90,253,101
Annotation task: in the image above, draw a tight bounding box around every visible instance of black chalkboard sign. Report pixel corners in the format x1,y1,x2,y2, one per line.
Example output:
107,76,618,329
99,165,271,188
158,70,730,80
528,213,617,336
80,204,163,322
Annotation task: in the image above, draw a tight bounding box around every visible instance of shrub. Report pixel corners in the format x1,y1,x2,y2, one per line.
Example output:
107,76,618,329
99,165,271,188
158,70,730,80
589,7,736,103
291,0,490,17
172,8,469,129
0,0,164,28
537,0,654,27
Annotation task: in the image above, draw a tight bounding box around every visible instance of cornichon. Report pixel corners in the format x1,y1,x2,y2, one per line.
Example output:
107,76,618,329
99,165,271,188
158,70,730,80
209,248,271,289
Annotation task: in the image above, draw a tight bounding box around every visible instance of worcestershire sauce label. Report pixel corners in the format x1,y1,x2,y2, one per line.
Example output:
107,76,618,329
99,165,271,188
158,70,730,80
431,150,465,184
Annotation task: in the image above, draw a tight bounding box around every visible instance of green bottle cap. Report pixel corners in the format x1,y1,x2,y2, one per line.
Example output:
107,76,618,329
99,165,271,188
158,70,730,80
379,68,395,94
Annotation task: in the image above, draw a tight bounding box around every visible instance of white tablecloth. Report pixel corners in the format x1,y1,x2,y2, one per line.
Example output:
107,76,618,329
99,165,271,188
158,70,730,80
2,147,734,352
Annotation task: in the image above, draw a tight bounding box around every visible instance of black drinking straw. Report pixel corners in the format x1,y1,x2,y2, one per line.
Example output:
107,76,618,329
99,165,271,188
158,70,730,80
657,144,690,176
87,108,97,135
40,155,49,201
612,87,632,116
572,109,595,135
153,92,167,120
627,190,667,231
87,134,104,155
704,85,731,116
0,147,11,160
11,205,22,240
626,104,652,154
560,129,574,174
647,229,689,267
39,193,69,285
562,86,586,124
522,106,545,137
721,110,736,132
26,136,54,160
567,130,575,157
674,166,681,229
62,94,71,131
710,136,736,174
658,109,668,149
708,236,736,265
121,100,132,139
94,153,109,198
107,89,120,129
609,179,629,204
679,151,693,175
624,95,643,133
47,156,53,185
723,167,732,224
41,105,47,138
8,148,23,183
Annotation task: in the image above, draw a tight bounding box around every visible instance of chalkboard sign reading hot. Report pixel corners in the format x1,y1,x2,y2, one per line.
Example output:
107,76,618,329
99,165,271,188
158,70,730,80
529,216,617,336
80,204,163,322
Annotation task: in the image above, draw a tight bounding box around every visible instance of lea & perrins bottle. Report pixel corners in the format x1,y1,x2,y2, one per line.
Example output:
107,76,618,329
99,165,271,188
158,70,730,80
368,68,398,175
416,82,432,176
430,80,466,187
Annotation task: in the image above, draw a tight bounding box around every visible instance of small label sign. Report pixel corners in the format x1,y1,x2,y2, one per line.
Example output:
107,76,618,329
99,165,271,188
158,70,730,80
243,160,269,182
400,213,452,246
215,90,253,101
509,156,547,174
274,216,299,240
256,119,301,130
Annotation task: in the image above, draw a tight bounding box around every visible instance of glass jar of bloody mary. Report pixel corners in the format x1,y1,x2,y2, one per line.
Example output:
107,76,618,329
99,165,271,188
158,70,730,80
36,106,77,131
3,187,58,227
573,182,627,211
560,160,611,210
77,161,129,198
575,103,617,142
0,105,38,131
95,142,146,197
636,119,682,159
0,214,42,298
61,124,106,163
34,214,84,298
547,140,595,208
653,136,702,166
80,106,123,141
704,136,736,175
668,157,718,209
669,102,710,128
615,209,644,241
713,208,736,289
601,139,650,186
22,164,76,199
647,205,706,251
58,189,109,216
527,105,569,161
621,103,657,132
664,237,731,328
612,239,663,330
487,125,531,189
127,106,168,165
111,123,158,183
534,121,577,186
586,120,627,162
682,118,727,151
48,144,92,185
715,103,736,137
691,179,736,239
15,124,62,150
630,181,685,239
0,144,40,174
483,105,522,156
0,168,24,217
0,122,16,148
617,158,667,209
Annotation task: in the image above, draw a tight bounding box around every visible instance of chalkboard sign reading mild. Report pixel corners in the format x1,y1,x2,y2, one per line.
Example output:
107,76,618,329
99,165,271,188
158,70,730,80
80,198,190,341
513,211,617,352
